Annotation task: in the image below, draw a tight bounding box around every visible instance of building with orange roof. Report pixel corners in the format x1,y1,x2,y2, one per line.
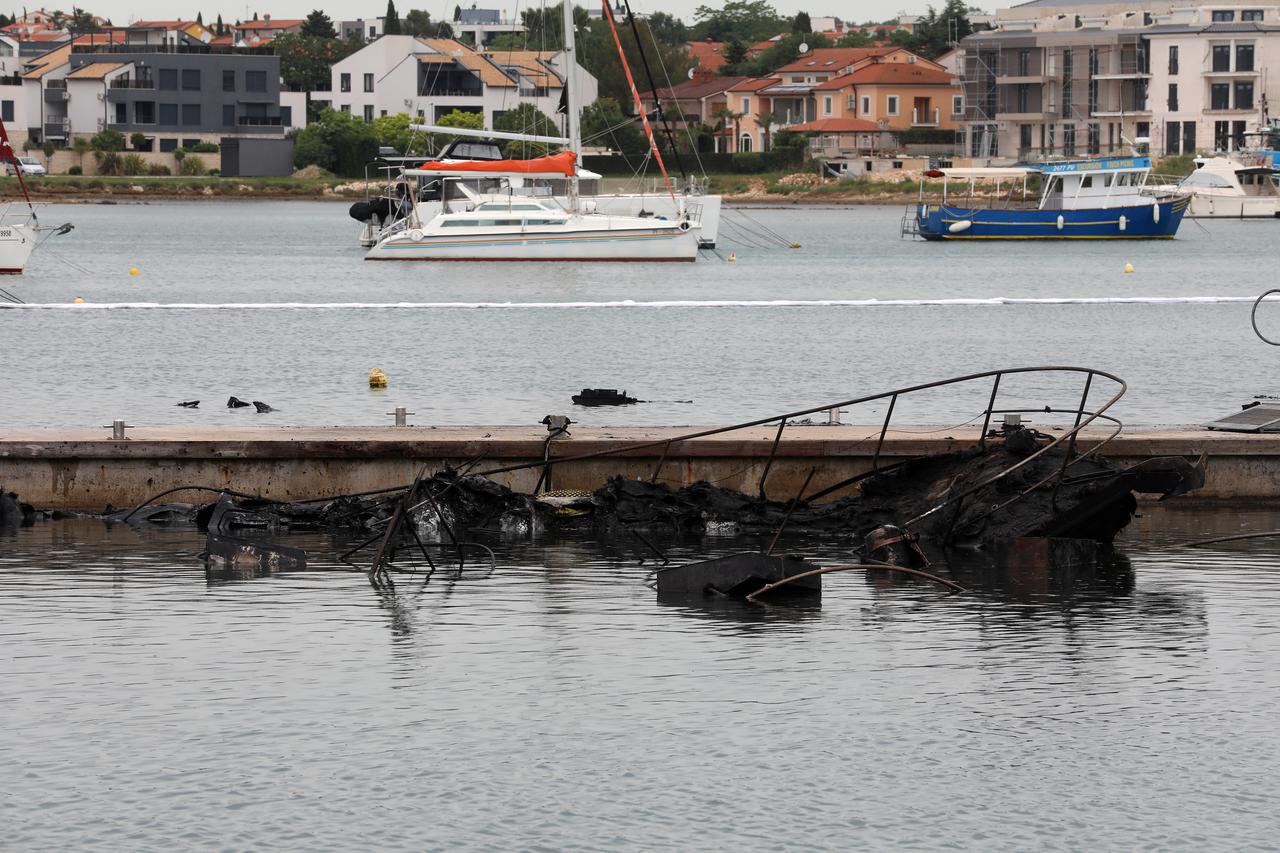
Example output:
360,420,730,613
684,40,726,81
324,35,596,131
639,76,747,138
231,17,305,45
811,59,961,133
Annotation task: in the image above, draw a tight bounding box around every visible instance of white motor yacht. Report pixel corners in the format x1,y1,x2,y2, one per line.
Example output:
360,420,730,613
1176,155,1280,218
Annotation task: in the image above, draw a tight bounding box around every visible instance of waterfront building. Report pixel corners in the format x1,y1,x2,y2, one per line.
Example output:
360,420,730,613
339,18,386,41
322,35,596,129
957,1,1280,161
665,47,955,154
231,17,306,46
18,27,304,155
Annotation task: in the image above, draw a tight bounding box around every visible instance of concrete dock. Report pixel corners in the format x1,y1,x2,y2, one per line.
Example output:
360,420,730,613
0,424,1273,510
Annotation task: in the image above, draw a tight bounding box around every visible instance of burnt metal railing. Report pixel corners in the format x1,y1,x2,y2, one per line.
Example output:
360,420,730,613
470,366,1129,536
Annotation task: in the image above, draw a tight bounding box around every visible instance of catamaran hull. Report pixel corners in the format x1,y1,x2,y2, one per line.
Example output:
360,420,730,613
366,226,700,261
587,194,722,247
0,224,36,273
915,198,1189,240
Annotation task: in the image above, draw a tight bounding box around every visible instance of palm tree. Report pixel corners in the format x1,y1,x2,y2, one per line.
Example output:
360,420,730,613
713,107,744,153
72,136,91,172
755,110,777,152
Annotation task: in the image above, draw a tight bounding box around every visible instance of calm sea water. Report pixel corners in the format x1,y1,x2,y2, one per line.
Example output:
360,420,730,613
3,504,1280,849
0,200,1278,428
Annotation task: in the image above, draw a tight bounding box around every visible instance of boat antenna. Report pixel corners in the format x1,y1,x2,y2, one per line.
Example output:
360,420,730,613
600,0,676,202
618,0,687,181
0,115,36,221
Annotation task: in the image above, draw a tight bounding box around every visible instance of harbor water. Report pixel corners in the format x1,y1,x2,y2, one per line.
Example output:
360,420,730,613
1,200,1278,428
4,504,1280,849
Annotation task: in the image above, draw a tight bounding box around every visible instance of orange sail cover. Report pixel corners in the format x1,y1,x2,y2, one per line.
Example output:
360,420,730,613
415,151,577,177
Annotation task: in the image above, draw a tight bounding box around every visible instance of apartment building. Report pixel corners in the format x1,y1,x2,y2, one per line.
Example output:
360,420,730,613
20,24,303,150
323,35,596,129
958,1,1280,161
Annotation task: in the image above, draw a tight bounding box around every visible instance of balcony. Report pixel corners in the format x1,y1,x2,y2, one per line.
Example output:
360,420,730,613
43,118,69,138
44,86,68,102
109,78,156,89
237,115,282,126
1202,68,1259,77
912,107,941,127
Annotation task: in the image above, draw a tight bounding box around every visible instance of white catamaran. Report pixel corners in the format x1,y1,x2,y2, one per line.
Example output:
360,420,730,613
363,0,704,262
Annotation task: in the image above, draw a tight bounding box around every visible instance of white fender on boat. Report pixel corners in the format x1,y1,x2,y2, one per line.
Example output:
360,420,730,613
1056,214,1064,231
1118,215,1127,231
948,219,972,234
1153,202,1160,223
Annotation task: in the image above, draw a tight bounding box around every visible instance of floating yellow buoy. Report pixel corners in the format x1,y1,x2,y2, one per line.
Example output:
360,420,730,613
790,242,801,249
1123,262,1134,274
368,367,388,389
73,296,84,304
129,266,139,276
727,252,737,262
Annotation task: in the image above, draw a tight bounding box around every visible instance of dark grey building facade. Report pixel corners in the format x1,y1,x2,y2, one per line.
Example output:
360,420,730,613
68,46,293,152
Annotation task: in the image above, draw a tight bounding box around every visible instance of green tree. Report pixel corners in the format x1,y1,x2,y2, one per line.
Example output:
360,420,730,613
196,11,203,25
71,135,91,170
67,7,97,33
215,13,224,35
403,8,446,37
383,0,401,35
646,11,687,46
713,107,744,152
291,109,380,176
690,1,786,44
581,96,646,157
721,38,748,72
755,110,777,151
578,16,694,106
792,11,811,33
835,30,873,47
493,103,559,158
890,0,989,60
736,32,829,76
372,112,428,155
89,129,125,151
271,32,363,92
301,9,336,38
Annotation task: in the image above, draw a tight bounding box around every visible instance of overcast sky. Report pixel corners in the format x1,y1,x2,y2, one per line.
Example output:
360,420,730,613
96,1,921,28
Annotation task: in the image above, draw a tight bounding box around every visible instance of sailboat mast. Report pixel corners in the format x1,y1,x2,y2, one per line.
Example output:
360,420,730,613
601,0,676,202
562,0,581,206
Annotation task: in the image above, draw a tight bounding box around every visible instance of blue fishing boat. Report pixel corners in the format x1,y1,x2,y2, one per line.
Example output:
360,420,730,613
905,156,1189,240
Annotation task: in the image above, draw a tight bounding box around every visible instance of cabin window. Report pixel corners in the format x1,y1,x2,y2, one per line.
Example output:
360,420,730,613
1168,46,1178,74
1237,43,1255,72
1242,9,1264,21
1102,173,1114,187
1080,175,1093,189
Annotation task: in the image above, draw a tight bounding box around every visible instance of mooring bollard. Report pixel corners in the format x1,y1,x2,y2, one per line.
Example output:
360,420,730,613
827,406,847,425
103,419,132,439
387,407,414,427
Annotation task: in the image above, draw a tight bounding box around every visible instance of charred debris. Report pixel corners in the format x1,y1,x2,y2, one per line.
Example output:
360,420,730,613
86,366,1207,602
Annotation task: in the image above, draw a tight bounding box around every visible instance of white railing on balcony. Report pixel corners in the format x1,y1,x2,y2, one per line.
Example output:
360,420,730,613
911,107,941,127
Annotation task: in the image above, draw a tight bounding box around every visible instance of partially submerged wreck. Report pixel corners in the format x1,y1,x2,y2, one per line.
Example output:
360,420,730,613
91,366,1206,598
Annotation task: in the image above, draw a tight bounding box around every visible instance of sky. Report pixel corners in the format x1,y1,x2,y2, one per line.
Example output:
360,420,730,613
82,0,921,29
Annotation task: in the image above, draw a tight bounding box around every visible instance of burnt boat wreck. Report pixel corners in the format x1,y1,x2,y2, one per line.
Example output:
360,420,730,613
103,367,1205,596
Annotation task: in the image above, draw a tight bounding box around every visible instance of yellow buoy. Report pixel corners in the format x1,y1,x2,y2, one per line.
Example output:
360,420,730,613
368,367,388,389
790,242,801,249
727,252,737,262
129,266,139,276
1123,262,1134,274
73,296,84,304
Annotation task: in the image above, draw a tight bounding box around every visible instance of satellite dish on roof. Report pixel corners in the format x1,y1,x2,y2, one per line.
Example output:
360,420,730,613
798,42,809,54
688,67,695,79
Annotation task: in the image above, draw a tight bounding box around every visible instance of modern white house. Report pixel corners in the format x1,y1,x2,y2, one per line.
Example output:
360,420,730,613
452,6,526,48
322,35,597,130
